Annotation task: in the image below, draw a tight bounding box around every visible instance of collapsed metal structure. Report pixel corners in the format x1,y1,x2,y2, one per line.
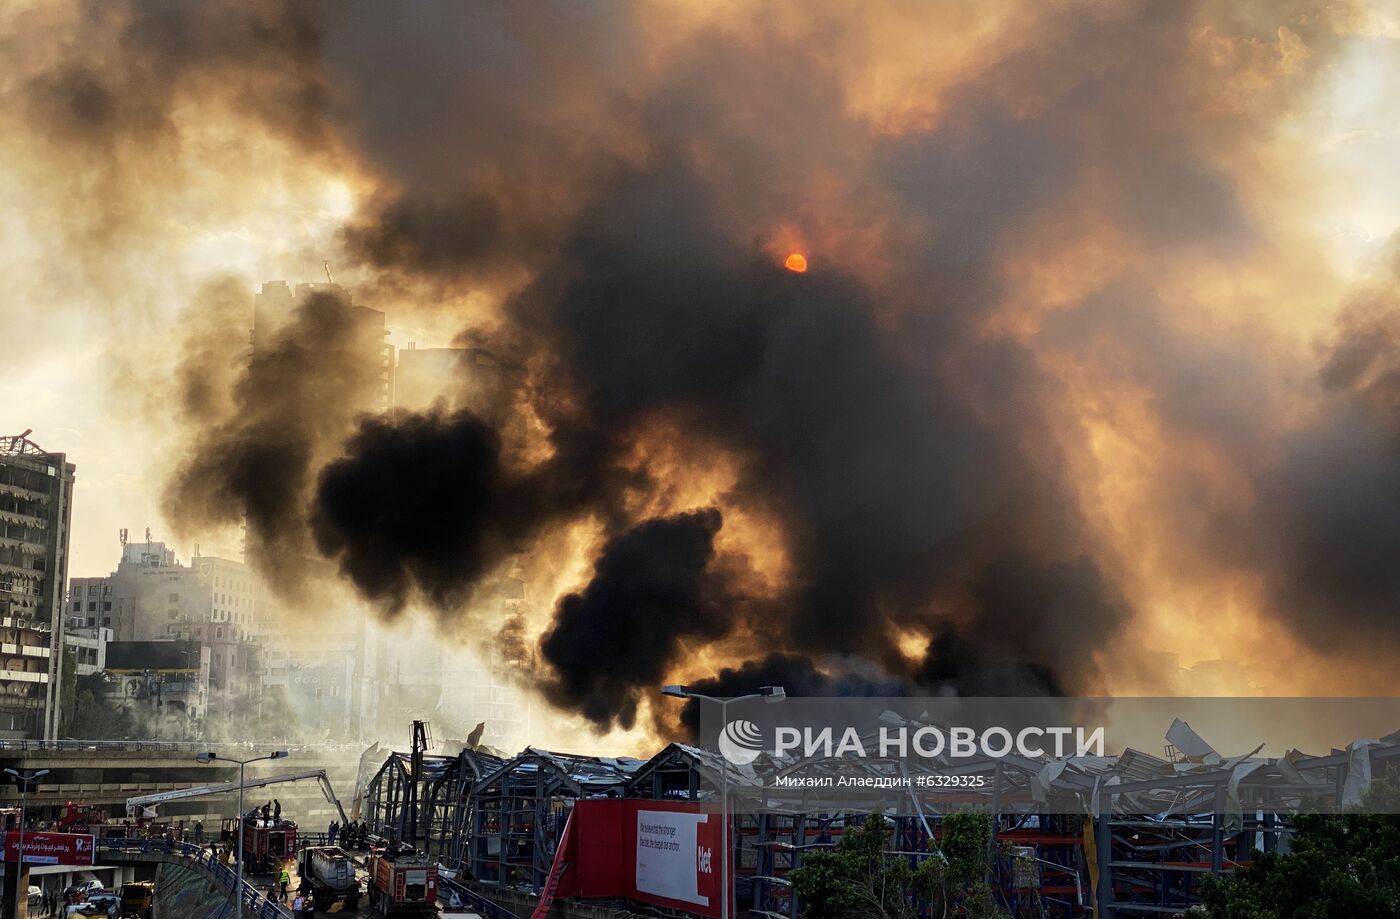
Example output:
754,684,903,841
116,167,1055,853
361,724,1400,918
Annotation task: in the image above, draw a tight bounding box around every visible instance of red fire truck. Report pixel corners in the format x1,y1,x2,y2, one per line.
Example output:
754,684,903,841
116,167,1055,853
366,849,438,916
56,802,105,831
241,814,297,874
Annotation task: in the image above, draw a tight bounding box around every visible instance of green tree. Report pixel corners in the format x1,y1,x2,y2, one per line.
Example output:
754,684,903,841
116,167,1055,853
1196,769,1400,919
913,812,1010,919
57,647,78,728
791,812,1011,919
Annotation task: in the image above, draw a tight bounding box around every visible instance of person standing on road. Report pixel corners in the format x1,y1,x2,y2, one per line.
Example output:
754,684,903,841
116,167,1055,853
278,865,291,901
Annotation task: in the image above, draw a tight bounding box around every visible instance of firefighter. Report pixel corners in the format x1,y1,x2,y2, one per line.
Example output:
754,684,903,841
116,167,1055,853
278,865,290,901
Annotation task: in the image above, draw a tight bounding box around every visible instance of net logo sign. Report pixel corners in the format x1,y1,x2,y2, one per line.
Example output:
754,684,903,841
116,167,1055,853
635,809,716,913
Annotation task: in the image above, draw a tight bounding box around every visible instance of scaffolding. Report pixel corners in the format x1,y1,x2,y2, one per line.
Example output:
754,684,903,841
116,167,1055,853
359,725,1400,918
362,749,456,846
461,748,640,890
423,745,505,864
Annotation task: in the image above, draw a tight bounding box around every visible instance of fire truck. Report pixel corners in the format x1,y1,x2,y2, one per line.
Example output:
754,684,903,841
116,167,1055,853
241,812,298,874
56,802,106,831
366,848,438,916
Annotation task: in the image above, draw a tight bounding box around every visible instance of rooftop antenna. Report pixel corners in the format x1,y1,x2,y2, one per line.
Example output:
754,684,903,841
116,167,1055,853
323,260,335,285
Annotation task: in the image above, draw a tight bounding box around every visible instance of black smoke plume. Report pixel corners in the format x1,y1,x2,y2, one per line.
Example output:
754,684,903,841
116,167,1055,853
165,290,386,595
104,1,1400,730
1260,257,1400,649
540,509,733,730
312,410,512,615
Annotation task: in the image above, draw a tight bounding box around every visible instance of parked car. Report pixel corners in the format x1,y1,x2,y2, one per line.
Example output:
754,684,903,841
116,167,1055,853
66,893,119,918
63,879,106,906
65,905,114,919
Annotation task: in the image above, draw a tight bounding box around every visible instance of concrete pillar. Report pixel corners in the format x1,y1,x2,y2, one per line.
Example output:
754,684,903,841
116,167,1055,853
2,861,31,919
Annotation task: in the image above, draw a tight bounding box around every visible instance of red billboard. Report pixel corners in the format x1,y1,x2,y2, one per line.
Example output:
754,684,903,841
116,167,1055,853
555,800,725,918
3,832,97,866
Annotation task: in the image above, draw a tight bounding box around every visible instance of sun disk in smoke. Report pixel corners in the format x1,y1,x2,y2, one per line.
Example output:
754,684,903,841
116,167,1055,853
784,252,808,272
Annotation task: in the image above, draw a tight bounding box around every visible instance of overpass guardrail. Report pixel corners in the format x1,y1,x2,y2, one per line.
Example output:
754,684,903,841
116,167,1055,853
0,739,365,754
96,838,292,919
99,835,518,919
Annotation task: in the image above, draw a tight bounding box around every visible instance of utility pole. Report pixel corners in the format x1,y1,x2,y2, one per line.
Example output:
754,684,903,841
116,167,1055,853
196,751,288,919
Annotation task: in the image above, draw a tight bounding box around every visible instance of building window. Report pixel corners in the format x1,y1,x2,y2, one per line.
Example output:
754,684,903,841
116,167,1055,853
103,601,111,611
72,601,80,611
168,593,178,602
87,601,96,611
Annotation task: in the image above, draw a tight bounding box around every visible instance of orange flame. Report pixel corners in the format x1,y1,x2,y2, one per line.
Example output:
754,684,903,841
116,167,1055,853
784,252,808,273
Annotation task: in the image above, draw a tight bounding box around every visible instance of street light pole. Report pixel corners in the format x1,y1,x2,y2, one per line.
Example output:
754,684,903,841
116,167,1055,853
196,750,287,919
4,767,49,914
5,770,49,864
661,684,786,919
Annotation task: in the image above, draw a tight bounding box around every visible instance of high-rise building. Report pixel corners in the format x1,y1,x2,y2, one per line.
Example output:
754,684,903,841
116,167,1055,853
254,279,394,411
68,538,263,716
259,612,376,739
69,536,177,640
395,344,469,411
0,431,76,739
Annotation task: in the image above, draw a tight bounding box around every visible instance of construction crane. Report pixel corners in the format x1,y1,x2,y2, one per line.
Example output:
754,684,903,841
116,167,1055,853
125,768,349,824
